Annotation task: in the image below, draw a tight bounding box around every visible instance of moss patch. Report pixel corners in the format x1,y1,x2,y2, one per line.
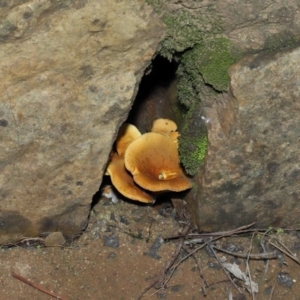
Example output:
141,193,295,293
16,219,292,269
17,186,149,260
179,133,207,176
178,102,208,176
145,2,239,172
159,10,223,60
196,37,237,91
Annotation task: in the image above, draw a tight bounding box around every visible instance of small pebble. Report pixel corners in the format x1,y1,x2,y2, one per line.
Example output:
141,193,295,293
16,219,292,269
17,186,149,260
103,234,119,248
107,252,117,259
156,292,166,299
120,215,129,225
207,261,221,270
144,236,163,259
110,213,117,222
264,286,273,295
45,232,66,247
171,284,183,292
277,272,294,288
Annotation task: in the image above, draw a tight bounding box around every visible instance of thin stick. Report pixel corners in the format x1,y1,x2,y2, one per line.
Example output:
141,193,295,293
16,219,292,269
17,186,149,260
136,278,159,300
137,224,190,300
215,282,229,298
246,233,255,300
208,244,242,294
11,272,67,300
269,285,275,300
276,239,297,258
211,245,277,260
182,244,207,296
165,223,257,268
165,227,254,280
166,222,256,241
268,240,300,265
158,224,190,289
259,229,271,278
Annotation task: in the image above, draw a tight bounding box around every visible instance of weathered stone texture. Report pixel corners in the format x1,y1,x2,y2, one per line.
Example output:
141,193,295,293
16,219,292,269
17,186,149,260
0,0,165,243
188,47,300,231
217,0,300,52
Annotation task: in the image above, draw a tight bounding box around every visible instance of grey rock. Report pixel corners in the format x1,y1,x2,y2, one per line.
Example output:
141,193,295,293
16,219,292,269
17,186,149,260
217,0,300,53
188,47,300,231
0,0,165,243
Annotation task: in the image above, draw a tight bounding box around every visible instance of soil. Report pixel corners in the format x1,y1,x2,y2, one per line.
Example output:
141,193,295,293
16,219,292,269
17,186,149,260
1,194,300,300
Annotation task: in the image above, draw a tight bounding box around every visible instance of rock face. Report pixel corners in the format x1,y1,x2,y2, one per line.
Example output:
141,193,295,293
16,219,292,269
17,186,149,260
188,47,300,231
142,0,300,231
0,0,165,243
217,0,300,53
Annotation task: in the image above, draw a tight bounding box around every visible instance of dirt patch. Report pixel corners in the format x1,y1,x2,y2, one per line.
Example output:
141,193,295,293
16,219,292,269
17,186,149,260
1,196,300,300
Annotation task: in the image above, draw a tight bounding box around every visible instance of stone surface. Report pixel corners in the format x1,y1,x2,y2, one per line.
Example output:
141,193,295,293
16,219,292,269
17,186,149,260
187,47,300,231
144,0,300,231
217,0,300,53
0,0,165,243
157,0,300,54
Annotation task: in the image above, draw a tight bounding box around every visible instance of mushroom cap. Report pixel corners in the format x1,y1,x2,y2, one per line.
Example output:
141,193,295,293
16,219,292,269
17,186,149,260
116,123,141,156
151,118,179,145
106,153,154,203
124,132,191,192
151,118,177,133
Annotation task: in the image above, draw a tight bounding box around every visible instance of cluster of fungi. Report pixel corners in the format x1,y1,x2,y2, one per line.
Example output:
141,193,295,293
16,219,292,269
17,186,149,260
105,119,192,204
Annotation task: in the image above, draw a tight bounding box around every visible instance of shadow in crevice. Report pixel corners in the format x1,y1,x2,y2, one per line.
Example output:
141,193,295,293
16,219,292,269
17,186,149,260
127,55,179,133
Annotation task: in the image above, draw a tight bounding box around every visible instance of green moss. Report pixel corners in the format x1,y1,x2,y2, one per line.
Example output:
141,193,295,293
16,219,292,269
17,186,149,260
198,37,237,91
144,2,239,173
178,102,208,176
179,134,207,176
146,2,239,106
159,9,224,60
144,0,163,14
177,37,238,103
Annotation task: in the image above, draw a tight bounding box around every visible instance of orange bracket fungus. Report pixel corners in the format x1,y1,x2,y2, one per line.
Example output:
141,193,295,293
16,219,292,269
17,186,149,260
115,123,141,155
105,120,191,204
124,132,191,192
106,153,154,203
151,118,177,133
151,118,180,145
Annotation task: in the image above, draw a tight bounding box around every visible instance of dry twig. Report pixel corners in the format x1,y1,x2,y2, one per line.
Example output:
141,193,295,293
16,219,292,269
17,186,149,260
208,244,242,295
136,223,190,300
156,224,191,289
269,285,275,300
12,271,67,300
246,233,255,300
259,229,272,278
138,222,300,300
211,245,277,260
182,244,207,296
268,240,300,265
